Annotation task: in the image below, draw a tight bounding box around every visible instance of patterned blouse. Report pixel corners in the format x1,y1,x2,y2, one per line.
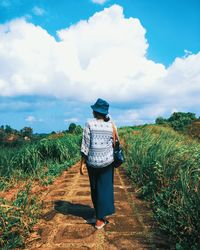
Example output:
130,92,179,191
81,118,118,168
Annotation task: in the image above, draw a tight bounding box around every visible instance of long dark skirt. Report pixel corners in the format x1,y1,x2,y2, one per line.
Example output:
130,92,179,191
86,162,115,219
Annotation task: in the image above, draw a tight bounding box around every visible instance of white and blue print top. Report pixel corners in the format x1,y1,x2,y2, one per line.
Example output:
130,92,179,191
81,118,117,168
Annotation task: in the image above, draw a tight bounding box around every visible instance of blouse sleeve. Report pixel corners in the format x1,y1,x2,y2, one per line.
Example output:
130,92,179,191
81,122,90,157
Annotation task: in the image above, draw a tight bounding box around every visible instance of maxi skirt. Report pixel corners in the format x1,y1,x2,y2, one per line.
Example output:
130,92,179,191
86,162,115,219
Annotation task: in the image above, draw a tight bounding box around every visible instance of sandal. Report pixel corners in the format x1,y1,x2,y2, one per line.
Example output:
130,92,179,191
95,219,109,229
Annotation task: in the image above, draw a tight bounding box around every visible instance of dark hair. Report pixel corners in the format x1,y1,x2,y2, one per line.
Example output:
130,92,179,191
93,111,110,122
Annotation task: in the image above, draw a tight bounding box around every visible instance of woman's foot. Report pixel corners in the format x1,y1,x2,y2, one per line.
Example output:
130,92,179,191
95,218,108,229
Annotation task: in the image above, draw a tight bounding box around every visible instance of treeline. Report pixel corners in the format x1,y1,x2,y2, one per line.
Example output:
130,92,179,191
50,123,83,136
155,112,200,139
0,125,34,146
0,123,83,146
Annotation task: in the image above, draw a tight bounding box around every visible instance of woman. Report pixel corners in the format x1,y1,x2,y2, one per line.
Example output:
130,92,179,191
80,98,118,229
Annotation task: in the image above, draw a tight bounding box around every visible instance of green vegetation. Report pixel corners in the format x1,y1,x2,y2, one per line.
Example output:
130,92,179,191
0,184,41,249
121,125,200,248
68,123,83,134
155,112,200,140
1,118,200,249
0,123,82,249
0,132,82,190
0,125,36,147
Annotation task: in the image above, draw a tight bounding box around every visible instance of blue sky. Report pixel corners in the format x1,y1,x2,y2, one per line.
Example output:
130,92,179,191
0,0,200,133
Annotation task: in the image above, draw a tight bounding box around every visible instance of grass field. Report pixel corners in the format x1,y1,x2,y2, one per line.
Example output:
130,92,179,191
120,125,200,249
1,125,200,249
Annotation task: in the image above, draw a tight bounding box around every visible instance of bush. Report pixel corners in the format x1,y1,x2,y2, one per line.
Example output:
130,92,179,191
186,120,200,140
155,112,197,132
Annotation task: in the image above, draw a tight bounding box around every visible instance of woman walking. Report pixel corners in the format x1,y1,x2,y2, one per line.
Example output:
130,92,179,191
80,98,118,229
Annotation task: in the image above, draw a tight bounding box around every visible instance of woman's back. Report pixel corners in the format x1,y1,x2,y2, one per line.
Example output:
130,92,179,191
81,118,114,168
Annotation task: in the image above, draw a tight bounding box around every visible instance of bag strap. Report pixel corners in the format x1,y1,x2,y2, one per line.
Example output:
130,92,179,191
111,122,119,147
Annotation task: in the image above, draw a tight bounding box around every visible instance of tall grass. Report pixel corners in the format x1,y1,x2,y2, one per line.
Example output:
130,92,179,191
0,133,82,190
0,133,82,249
122,125,200,248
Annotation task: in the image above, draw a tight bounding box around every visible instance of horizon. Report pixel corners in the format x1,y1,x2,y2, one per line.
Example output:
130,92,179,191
1,110,200,135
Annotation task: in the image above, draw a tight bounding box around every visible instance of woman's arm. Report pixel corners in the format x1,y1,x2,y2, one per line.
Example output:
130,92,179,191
80,155,86,175
80,122,90,175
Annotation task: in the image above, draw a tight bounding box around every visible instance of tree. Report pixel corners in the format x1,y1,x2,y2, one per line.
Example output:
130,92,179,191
168,112,196,131
20,127,33,138
5,125,12,134
68,123,77,133
0,130,4,142
68,123,83,134
155,112,198,132
155,116,168,125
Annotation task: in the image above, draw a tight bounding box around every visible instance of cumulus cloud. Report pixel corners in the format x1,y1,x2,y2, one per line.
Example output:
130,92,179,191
32,6,46,16
160,52,200,109
25,115,37,122
0,5,165,101
114,105,172,125
25,115,43,123
91,0,108,4
0,4,199,123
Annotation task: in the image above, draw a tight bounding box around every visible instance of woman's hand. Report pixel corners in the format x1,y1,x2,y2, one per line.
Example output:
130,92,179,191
80,163,85,175
80,157,86,175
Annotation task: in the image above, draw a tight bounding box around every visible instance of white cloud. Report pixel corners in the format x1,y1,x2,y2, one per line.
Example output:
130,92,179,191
32,6,46,16
114,105,168,125
25,115,43,123
64,118,79,123
160,52,200,108
25,115,37,122
0,4,199,120
91,0,108,4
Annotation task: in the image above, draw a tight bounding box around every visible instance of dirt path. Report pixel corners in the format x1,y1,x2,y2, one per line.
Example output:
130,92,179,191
26,162,171,250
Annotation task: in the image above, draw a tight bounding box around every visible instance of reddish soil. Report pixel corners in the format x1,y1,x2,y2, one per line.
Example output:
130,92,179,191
25,162,171,249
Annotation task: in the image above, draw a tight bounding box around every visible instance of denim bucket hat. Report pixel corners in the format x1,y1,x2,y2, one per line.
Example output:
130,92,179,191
91,98,109,115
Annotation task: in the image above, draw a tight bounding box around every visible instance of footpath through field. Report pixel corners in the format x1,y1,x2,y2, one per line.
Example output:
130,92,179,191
26,162,170,250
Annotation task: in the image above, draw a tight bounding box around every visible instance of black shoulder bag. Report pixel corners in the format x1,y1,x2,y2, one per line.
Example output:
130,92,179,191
112,123,125,168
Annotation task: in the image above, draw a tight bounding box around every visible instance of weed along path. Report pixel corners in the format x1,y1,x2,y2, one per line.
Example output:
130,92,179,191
26,162,170,250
